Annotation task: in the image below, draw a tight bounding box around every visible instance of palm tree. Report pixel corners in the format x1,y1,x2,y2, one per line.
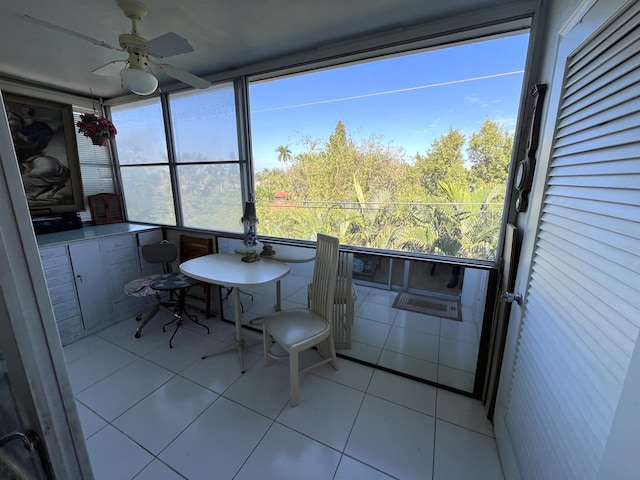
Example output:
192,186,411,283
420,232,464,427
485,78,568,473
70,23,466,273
275,145,292,171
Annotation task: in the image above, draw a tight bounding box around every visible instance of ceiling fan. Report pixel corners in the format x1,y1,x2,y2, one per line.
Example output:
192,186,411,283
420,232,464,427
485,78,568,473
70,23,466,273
22,0,211,95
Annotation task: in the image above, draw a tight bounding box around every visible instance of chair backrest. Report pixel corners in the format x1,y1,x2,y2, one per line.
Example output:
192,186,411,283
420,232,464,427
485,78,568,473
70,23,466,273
180,235,213,261
333,251,354,349
141,241,177,266
309,233,340,321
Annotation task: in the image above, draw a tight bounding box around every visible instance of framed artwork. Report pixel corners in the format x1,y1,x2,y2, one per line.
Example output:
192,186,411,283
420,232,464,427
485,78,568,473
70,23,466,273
3,93,84,215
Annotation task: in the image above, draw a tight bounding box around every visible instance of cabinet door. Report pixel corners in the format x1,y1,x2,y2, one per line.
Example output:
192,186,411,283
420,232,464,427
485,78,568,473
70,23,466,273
68,241,111,331
39,246,84,345
102,234,140,322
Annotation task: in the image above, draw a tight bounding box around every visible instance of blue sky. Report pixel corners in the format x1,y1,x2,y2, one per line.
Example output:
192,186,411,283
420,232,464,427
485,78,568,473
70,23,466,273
248,32,530,170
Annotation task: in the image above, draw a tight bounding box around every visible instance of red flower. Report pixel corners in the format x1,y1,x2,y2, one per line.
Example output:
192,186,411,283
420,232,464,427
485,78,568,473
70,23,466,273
76,113,117,139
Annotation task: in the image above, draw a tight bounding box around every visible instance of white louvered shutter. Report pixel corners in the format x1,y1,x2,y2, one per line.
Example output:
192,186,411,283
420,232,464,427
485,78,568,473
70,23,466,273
503,2,640,479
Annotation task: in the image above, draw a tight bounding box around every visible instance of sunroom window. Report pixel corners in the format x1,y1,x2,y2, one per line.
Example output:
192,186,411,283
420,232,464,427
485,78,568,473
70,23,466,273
111,82,243,231
248,32,530,262
111,98,176,225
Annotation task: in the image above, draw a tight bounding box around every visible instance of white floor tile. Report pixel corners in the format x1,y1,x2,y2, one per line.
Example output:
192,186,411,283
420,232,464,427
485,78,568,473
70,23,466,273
113,375,218,454
439,317,480,343
366,289,399,307
310,358,374,392
354,302,397,324
437,365,475,392
436,389,494,437
179,347,253,394
334,456,395,480
438,336,478,373
159,397,272,480
346,395,435,480
75,401,107,439
113,318,187,356
86,425,153,480
352,317,391,348
76,358,174,421
95,318,137,343
66,343,139,394
378,350,438,384
66,275,492,480
282,285,309,305
384,326,439,363
277,375,364,450
434,420,504,480
223,361,292,418
143,329,216,373
367,369,437,416
133,459,184,480
346,340,382,364
63,335,112,364
394,309,441,336
235,423,341,480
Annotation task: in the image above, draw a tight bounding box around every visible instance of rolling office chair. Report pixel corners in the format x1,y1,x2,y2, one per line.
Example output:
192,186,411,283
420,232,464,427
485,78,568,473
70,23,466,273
124,241,209,347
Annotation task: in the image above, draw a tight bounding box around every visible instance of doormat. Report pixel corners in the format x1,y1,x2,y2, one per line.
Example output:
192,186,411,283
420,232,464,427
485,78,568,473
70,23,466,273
392,292,462,321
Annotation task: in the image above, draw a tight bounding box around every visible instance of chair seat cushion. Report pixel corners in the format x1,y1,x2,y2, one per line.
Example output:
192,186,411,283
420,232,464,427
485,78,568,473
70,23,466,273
124,274,163,297
263,308,330,350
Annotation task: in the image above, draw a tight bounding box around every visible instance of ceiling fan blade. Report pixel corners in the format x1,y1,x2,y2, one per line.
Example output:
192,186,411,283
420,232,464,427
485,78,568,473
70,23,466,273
156,64,211,89
93,60,128,76
145,32,194,58
21,14,122,51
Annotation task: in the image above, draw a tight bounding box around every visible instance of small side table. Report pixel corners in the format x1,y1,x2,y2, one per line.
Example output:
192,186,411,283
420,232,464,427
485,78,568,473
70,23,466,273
148,273,210,348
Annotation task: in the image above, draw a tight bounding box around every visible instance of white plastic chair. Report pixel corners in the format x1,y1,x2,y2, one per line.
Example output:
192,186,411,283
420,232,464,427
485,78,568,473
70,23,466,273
262,233,340,406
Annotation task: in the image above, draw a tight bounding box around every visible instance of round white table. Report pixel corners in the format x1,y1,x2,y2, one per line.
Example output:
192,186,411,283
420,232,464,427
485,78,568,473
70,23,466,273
234,243,316,311
180,253,290,372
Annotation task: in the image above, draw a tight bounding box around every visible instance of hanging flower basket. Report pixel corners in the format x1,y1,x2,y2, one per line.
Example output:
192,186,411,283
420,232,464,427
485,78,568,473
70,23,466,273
76,113,117,146
91,136,110,146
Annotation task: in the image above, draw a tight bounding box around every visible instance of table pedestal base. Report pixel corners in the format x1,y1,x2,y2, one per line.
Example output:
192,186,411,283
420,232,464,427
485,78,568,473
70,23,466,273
201,287,260,373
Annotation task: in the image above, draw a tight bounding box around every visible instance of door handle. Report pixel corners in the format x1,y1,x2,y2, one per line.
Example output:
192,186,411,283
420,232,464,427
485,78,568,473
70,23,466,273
503,292,523,305
0,429,38,452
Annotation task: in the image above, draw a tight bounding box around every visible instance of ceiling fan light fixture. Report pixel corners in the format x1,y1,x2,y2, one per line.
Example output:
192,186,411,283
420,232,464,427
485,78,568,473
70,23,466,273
120,66,158,95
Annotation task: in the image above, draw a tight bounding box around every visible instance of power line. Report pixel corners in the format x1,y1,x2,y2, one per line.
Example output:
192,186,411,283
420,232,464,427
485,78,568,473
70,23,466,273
253,71,524,113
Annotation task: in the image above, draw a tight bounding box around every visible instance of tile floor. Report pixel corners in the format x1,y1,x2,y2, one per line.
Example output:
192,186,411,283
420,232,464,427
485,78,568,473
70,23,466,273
65,309,504,480
226,265,482,392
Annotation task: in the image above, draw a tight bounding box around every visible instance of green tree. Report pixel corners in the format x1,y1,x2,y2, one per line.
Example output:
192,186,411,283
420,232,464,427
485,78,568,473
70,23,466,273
410,128,468,198
255,168,288,203
468,118,514,187
427,181,503,260
286,121,405,203
275,145,293,171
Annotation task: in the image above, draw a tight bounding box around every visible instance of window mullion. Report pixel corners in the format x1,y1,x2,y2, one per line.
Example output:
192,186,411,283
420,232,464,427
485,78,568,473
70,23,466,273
161,93,182,226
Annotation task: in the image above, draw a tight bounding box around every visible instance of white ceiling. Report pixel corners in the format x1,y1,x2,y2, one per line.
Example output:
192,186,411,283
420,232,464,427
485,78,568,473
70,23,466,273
0,0,515,99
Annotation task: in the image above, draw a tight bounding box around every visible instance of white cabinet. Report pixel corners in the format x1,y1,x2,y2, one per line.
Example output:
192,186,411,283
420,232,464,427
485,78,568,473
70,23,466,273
68,241,111,331
101,234,140,322
39,246,84,345
38,225,161,345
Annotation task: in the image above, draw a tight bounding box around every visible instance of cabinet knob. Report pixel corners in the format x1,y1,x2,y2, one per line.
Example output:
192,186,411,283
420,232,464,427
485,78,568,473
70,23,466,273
76,275,82,283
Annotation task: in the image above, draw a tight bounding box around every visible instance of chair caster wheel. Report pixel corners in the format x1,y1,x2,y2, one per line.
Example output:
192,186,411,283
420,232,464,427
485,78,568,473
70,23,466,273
136,314,142,322
135,331,141,339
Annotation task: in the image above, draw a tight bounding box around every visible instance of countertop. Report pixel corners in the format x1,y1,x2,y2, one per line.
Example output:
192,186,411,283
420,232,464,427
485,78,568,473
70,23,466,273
36,223,159,247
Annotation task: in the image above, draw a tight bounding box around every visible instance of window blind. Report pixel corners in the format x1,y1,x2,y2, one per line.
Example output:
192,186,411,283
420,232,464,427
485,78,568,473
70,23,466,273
73,110,116,222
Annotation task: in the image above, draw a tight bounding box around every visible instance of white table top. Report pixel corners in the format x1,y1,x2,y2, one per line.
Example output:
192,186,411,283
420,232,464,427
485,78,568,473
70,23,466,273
179,253,290,288
234,244,315,263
